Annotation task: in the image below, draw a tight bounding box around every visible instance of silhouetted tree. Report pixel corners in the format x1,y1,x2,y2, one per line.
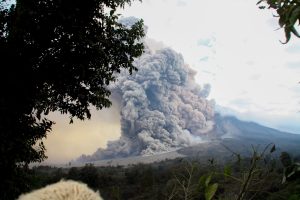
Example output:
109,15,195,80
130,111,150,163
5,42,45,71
0,0,144,199
78,164,100,190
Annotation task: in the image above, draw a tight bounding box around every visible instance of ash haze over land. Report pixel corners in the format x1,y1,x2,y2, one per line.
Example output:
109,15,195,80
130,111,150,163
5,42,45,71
77,18,215,162
42,4,300,163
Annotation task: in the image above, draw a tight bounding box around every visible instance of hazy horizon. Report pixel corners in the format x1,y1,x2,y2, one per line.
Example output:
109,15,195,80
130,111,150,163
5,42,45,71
42,0,300,164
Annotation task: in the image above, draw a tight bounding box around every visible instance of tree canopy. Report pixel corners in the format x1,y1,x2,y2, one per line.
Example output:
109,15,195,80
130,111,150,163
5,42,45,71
258,0,300,43
0,0,144,199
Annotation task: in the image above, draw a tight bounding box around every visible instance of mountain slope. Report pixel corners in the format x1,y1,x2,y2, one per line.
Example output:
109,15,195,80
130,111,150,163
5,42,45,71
67,115,300,167
178,114,300,160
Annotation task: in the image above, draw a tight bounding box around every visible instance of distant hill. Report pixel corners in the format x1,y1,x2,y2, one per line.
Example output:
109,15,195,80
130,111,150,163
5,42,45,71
215,114,300,149
178,114,300,161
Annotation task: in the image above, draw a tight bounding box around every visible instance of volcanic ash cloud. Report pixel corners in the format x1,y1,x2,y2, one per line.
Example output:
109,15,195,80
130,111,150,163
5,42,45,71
77,40,215,162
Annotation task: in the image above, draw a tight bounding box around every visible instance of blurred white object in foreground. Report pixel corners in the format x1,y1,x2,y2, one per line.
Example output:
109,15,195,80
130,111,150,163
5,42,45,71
17,180,103,200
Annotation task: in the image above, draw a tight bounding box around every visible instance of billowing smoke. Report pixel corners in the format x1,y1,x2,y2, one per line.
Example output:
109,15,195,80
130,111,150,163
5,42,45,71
77,18,215,162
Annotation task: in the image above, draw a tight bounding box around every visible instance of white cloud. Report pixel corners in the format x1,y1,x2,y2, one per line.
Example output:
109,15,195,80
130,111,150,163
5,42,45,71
120,0,300,132
42,1,300,163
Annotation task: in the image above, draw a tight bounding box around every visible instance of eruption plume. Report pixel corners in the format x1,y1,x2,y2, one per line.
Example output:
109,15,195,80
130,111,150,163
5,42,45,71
77,18,214,162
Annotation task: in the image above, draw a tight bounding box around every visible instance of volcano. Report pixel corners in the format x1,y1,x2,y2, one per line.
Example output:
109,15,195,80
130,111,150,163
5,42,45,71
177,114,300,160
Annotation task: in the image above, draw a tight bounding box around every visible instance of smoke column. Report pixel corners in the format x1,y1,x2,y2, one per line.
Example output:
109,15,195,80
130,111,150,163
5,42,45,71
77,18,215,162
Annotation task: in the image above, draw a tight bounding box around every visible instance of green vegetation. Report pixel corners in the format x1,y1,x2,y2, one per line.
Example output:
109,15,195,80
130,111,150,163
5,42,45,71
0,0,144,199
25,148,300,200
0,0,299,199
258,0,300,43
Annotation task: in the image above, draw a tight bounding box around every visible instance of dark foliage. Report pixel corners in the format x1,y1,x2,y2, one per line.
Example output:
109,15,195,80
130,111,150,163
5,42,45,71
258,0,300,43
27,155,300,200
0,0,144,199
